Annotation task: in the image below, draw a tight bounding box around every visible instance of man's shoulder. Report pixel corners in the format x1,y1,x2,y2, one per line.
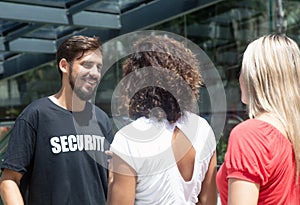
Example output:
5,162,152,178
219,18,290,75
25,97,50,109
19,97,50,115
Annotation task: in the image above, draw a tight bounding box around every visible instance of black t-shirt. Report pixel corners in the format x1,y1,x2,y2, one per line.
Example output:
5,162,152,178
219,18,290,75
1,97,114,205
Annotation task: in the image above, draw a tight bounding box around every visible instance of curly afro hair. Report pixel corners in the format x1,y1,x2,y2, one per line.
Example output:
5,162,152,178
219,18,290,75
118,35,203,123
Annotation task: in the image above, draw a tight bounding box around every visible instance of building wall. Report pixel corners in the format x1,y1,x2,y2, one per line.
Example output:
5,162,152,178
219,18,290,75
1,0,300,163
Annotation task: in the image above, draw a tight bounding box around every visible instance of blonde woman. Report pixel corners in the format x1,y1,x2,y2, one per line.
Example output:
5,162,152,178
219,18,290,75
217,34,300,205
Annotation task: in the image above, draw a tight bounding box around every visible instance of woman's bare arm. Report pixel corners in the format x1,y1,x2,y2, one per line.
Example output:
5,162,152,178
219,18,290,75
228,178,259,205
107,154,136,205
197,152,217,205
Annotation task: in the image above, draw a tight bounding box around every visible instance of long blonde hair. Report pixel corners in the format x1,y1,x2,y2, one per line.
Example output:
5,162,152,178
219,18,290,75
241,34,300,176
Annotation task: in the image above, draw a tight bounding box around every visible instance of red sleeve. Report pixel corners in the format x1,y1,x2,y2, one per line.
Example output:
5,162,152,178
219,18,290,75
224,119,270,185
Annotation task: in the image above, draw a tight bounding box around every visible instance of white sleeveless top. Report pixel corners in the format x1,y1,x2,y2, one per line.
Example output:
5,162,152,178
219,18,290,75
110,112,216,205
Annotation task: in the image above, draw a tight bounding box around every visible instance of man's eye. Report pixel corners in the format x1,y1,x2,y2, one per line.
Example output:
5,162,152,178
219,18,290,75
82,63,93,69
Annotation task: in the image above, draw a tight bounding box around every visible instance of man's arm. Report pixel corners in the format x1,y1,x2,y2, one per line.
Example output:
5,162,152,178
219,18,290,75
0,169,24,205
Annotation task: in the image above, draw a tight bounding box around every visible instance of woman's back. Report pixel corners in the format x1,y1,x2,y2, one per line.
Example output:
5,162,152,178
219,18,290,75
217,119,300,205
110,112,216,204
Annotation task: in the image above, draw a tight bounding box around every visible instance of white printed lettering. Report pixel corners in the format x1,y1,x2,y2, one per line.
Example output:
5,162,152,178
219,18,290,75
50,137,61,154
50,134,106,154
93,135,105,151
77,135,84,151
84,135,93,150
68,135,77,151
60,136,69,152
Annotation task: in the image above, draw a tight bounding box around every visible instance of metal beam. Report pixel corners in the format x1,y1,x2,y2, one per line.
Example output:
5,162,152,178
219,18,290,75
72,11,121,29
0,38,57,53
120,0,225,33
0,28,120,79
0,2,68,24
2,24,42,43
67,0,100,15
56,28,120,51
0,53,55,78
3,0,68,8
0,1,121,29
0,52,17,61
1,27,118,53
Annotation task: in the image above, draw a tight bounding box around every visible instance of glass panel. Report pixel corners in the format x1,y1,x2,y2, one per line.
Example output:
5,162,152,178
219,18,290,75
2,0,298,167
148,0,271,164
3,0,73,7
0,62,61,120
286,0,300,42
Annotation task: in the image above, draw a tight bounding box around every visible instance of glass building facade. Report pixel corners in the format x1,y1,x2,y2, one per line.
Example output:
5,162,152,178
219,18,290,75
1,0,300,165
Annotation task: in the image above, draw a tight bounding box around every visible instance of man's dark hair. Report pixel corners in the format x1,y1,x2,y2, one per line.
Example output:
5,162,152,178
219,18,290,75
56,35,101,77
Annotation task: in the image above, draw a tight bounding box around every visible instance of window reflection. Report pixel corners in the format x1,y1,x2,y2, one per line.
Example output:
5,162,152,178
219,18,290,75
1,0,300,164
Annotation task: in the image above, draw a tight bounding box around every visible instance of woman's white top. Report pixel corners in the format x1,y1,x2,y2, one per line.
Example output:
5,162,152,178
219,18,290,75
110,111,216,205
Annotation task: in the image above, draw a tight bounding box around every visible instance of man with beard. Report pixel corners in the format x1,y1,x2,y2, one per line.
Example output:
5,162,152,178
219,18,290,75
0,35,114,205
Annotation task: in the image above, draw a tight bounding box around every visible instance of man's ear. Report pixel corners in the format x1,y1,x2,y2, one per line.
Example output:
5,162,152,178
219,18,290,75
59,58,70,74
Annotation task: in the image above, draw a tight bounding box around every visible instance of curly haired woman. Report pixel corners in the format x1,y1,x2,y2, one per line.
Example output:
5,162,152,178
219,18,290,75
107,35,217,205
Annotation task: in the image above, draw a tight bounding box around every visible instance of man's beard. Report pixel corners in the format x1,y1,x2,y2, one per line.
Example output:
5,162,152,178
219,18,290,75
69,68,98,101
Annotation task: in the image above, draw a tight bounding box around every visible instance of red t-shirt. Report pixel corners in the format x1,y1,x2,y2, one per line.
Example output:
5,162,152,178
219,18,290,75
216,119,300,205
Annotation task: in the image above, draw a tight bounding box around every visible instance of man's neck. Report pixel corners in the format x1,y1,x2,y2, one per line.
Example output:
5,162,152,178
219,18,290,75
50,89,86,112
